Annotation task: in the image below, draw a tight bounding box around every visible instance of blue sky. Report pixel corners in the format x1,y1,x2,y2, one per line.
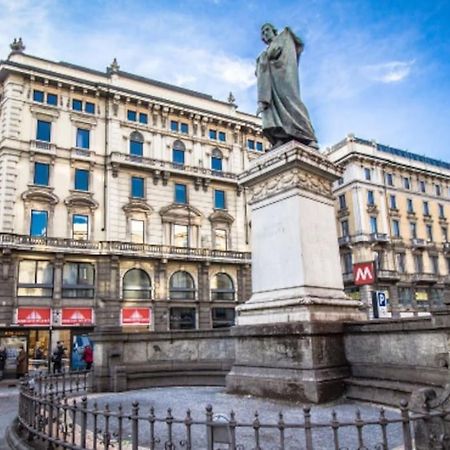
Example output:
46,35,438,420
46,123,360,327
1,0,449,160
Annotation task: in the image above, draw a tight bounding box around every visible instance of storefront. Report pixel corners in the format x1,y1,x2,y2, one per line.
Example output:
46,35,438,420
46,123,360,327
0,307,95,377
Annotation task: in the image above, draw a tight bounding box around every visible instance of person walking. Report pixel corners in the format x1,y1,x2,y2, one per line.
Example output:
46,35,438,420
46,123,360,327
0,346,7,380
82,345,93,370
52,341,65,374
16,345,27,379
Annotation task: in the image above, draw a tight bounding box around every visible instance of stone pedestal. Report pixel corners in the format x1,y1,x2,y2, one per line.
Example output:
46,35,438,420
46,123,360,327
226,141,364,403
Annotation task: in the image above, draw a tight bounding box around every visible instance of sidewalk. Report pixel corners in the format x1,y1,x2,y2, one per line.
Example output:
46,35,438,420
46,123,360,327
0,379,19,450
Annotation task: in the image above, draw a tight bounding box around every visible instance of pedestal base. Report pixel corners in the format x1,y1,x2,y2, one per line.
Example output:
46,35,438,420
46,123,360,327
226,322,349,403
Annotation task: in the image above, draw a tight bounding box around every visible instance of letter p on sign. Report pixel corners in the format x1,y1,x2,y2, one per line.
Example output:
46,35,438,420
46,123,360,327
353,262,375,286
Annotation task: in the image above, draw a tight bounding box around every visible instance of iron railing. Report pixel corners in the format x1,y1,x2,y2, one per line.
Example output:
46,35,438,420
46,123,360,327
15,371,450,449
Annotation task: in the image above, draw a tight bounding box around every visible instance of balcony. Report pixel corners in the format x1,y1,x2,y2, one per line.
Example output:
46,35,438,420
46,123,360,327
370,233,389,243
411,272,438,284
30,140,57,156
411,238,427,249
110,152,238,184
342,272,353,284
0,233,251,264
444,242,450,253
338,235,351,247
377,270,400,281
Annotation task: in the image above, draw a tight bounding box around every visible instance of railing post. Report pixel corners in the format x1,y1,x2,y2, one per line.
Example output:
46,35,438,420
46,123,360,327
47,388,54,449
131,400,139,450
206,404,213,450
80,396,88,449
303,406,314,450
400,400,414,450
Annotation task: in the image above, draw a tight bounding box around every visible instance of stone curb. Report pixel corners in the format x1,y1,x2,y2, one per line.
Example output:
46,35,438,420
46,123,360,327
5,418,34,450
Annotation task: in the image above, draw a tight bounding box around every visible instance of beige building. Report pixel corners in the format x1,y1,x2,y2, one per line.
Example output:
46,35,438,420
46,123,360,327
0,39,266,371
328,135,450,317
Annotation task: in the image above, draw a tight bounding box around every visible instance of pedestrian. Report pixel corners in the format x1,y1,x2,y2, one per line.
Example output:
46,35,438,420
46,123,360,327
52,341,65,374
16,345,27,379
0,346,7,380
82,345,93,370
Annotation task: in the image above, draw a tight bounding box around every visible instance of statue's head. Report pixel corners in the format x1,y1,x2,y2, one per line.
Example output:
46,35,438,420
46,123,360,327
261,23,278,44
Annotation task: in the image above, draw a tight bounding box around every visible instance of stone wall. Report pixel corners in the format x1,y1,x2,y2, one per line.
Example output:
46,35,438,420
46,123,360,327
92,327,235,392
344,316,450,405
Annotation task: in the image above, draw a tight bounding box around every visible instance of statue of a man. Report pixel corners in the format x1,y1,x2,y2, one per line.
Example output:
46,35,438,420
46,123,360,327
256,23,318,149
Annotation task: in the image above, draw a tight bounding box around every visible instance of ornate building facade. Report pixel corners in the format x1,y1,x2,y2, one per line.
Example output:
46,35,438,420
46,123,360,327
0,41,266,369
328,135,450,317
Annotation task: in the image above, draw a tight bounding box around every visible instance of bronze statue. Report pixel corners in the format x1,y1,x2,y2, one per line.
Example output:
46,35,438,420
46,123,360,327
256,23,318,149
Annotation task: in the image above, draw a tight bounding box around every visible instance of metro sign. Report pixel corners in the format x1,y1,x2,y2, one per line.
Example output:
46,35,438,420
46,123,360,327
61,308,94,326
121,308,151,326
353,261,376,286
17,307,51,326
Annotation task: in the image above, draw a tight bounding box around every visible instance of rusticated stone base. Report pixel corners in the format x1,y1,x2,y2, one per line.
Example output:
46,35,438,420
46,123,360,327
226,321,349,404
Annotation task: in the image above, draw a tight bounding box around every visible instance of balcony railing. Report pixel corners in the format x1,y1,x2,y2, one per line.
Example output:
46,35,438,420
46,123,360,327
338,235,351,246
110,152,238,182
411,238,427,248
0,233,251,263
411,272,438,284
377,270,400,281
444,242,450,253
370,232,389,243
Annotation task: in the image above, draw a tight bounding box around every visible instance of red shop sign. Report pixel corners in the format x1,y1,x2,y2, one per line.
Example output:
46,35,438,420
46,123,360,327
61,308,94,326
121,308,151,326
17,307,51,326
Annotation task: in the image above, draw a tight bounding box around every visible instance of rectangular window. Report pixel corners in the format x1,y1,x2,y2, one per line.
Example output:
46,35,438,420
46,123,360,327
403,177,410,189
130,219,145,243
343,253,352,273
431,255,439,275
392,219,400,238
426,224,433,242
139,112,148,124
175,183,187,204
36,120,51,142
127,110,137,121
62,263,95,298
34,162,49,186
212,308,236,328
385,173,394,186
72,214,89,240
364,168,371,180
423,201,430,216
169,307,196,330
370,216,378,234
130,140,143,157
46,93,58,106
419,180,426,193
85,102,95,114
256,141,264,152
399,287,413,305
33,90,44,102
211,156,222,171
443,227,448,242
407,198,414,213
341,220,349,237
209,129,217,140
247,139,255,150
338,194,346,210
173,224,189,247
396,253,406,273
439,204,445,218
414,253,424,273
367,190,375,206
170,120,179,132
180,123,189,134
436,184,442,196
214,229,227,250
214,190,226,209
172,149,185,165
74,168,89,191
76,128,90,149
410,222,417,239
72,99,83,111
30,210,48,237
17,260,54,297
389,195,397,209
131,176,145,198
218,131,226,142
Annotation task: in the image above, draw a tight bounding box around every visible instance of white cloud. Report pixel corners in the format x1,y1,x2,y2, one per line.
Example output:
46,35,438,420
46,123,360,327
361,60,415,84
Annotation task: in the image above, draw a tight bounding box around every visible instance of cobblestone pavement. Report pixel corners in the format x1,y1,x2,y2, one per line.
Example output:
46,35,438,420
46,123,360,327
82,387,404,449
0,381,19,450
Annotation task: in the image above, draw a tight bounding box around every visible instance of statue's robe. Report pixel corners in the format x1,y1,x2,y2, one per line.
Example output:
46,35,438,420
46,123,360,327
256,27,317,147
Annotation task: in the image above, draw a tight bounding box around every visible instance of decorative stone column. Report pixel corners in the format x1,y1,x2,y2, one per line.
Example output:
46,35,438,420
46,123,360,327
226,141,365,403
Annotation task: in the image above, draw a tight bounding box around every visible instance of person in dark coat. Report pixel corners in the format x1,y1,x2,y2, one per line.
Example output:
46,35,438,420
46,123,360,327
16,346,27,379
52,341,65,374
0,346,7,380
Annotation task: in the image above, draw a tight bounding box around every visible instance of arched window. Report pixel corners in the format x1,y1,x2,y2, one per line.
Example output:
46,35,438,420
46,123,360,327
211,273,235,301
211,148,223,171
123,269,151,299
169,270,195,299
130,131,144,157
172,140,185,165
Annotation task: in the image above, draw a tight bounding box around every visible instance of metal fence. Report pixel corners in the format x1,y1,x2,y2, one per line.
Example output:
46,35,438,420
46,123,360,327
15,371,450,449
